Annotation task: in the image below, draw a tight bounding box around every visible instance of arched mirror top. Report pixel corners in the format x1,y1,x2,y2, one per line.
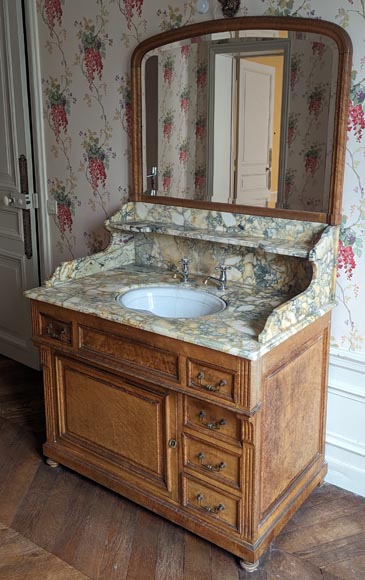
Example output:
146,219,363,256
130,16,352,225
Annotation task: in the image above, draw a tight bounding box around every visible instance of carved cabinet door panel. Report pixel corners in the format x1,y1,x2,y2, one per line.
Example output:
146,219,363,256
53,355,179,502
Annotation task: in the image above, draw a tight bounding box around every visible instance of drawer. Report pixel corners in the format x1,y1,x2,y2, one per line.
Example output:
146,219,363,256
187,359,237,403
182,476,241,533
184,397,241,445
40,314,72,345
183,434,240,490
78,325,179,381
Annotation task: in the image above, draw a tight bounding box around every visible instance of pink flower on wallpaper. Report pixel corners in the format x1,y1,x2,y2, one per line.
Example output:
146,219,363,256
307,85,325,118
82,133,109,191
337,239,356,280
180,87,191,113
51,103,68,141
85,47,103,85
196,63,207,89
50,180,75,238
304,145,320,175
348,102,365,142
163,56,175,87
311,41,325,57
194,167,206,192
44,0,63,30
162,111,174,141
178,140,189,165
78,23,106,87
287,114,298,147
162,165,173,191
88,157,107,191
122,0,144,30
44,79,70,142
284,170,296,205
195,115,206,140
181,45,190,60
290,54,301,91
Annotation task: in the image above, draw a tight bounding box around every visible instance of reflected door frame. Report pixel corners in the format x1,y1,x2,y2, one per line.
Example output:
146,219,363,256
207,39,291,207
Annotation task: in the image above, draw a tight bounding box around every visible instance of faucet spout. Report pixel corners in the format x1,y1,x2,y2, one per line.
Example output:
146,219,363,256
173,258,191,283
204,264,231,291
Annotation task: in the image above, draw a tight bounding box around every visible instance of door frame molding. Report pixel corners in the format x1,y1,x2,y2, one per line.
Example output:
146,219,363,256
23,0,52,281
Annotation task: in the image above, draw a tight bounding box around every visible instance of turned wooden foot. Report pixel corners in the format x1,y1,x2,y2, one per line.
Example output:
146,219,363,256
46,458,59,468
239,559,259,572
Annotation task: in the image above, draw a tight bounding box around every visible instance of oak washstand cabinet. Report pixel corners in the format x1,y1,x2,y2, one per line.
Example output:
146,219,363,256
27,16,352,572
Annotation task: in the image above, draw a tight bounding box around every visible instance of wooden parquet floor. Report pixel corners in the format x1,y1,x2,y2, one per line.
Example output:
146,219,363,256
0,354,364,580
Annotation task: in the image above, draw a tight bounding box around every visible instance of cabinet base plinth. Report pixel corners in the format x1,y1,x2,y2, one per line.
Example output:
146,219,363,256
239,559,260,572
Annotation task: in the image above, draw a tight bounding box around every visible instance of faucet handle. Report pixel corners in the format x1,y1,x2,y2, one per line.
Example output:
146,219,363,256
181,257,191,265
215,264,231,272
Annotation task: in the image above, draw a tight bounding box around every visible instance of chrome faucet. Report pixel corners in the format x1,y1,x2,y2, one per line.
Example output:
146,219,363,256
204,264,231,291
174,258,191,283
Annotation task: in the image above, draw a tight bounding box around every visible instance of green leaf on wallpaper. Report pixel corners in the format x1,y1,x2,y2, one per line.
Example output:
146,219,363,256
336,8,350,28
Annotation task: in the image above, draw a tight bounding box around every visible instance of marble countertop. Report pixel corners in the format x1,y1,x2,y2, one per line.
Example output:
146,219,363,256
26,264,326,360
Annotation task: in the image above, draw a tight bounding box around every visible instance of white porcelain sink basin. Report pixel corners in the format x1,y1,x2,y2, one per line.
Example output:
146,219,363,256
118,286,226,319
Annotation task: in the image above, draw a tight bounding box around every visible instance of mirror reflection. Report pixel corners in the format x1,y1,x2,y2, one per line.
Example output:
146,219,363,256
142,30,339,213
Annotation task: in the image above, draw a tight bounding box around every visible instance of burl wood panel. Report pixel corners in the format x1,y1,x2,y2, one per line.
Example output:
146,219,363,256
260,333,327,516
57,356,173,489
78,325,179,380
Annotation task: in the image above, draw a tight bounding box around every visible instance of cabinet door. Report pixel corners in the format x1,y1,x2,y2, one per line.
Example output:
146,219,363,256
53,355,179,502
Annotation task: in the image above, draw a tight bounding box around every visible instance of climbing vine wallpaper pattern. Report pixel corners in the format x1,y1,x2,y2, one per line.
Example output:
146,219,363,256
37,0,365,353
284,32,337,212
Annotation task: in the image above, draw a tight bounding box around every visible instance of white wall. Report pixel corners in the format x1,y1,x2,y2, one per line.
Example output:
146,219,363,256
326,348,365,496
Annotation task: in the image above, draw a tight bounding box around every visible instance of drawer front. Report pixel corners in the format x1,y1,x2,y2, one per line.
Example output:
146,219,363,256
184,397,241,444
183,434,240,490
40,314,72,345
182,476,241,533
78,325,179,381
187,359,237,403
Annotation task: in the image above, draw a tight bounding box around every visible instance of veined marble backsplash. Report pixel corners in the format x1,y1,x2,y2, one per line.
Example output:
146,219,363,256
106,201,323,293
47,201,329,294
134,232,312,293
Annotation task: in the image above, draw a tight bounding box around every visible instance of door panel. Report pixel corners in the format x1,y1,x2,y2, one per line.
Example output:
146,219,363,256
236,59,274,207
0,0,40,368
55,356,179,501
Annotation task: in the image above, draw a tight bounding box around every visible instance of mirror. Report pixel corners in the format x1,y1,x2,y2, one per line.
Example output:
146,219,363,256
131,17,352,224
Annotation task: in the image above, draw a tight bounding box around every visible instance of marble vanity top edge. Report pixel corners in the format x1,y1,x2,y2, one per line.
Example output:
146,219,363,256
25,266,334,361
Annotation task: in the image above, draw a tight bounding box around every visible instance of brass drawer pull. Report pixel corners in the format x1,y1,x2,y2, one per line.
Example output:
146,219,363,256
197,371,227,392
196,493,225,514
46,323,66,340
199,411,226,430
197,452,226,472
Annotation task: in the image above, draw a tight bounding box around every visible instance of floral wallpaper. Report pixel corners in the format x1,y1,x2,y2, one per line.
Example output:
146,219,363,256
284,32,338,212
36,0,365,353
143,40,208,199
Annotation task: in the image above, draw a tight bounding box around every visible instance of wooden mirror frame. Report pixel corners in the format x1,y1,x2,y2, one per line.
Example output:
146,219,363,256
130,16,352,225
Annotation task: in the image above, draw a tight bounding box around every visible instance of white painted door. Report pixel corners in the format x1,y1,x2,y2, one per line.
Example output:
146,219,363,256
0,0,40,368
236,59,275,207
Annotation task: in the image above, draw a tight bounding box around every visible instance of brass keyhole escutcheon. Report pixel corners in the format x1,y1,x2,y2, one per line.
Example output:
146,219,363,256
168,439,177,449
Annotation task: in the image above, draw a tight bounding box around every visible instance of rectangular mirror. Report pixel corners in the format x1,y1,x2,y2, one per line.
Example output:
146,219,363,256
131,17,352,224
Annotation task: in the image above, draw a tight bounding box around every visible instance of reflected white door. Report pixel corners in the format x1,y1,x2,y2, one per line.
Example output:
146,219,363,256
0,0,40,368
236,59,275,207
